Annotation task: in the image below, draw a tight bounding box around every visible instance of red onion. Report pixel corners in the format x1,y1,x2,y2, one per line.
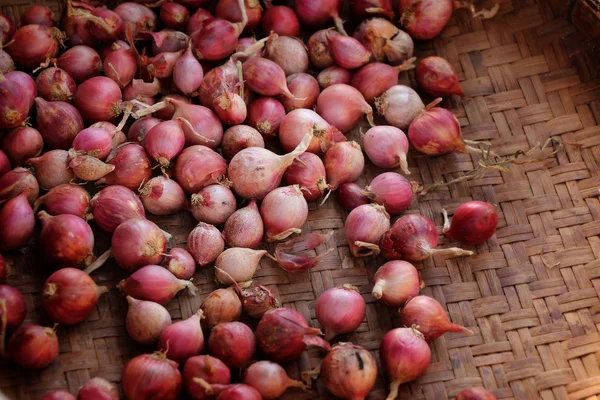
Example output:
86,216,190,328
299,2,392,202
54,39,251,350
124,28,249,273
376,85,424,129
344,203,390,257
77,377,118,400
125,297,172,344
26,150,75,190
228,133,311,199
273,231,333,273
143,119,187,168
457,388,497,400
0,153,11,180
96,143,152,191
193,382,261,400
187,8,213,36
416,56,463,97
0,255,6,283
279,109,345,155
164,248,196,280
283,152,328,201
21,6,54,27
62,2,97,47
212,90,247,125
123,77,160,105
214,248,268,284
6,70,37,108
0,14,15,45
2,126,43,167
380,327,431,399
243,56,297,99
104,41,137,88
191,4,248,62
443,201,498,244
400,295,472,341
200,287,242,329
216,0,262,33
222,125,265,160
191,184,237,225
38,211,95,268
6,25,61,69
114,2,157,39
0,284,26,331
362,172,414,215
183,355,231,400
351,0,393,18
295,0,345,33
307,29,339,69
0,73,29,129
90,185,145,233
261,185,308,241
223,199,264,249
112,218,167,271
281,72,319,112
147,48,184,79
352,61,414,103
324,141,365,193
371,260,421,307
145,30,188,54
118,265,197,305
264,33,309,76
121,352,182,400
161,99,223,148
139,175,187,216
41,391,75,400
0,49,14,73
72,127,119,160
160,2,189,29
158,309,204,362
363,126,410,173
246,97,285,140
34,97,84,149
41,267,106,325
354,18,414,64
235,37,260,55
231,280,279,319
399,0,453,40
173,45,203,96
8,324,58,369
76,5,124,43
128,116,161,143
317,66,351,89
262,6,300,37
33,184,90,219
337,183,370,211
328,34,372,69
174,145,227,194
244,360,307,399
73,76,123,123
187,222,225,266
198,57,241,109
208,322,255,368
316,285,366,340
0,167,39,205
0,191,35,251
35,67,76,101
256,307,330,363
317,84,374,133
320,343,377,400
57,45,102,83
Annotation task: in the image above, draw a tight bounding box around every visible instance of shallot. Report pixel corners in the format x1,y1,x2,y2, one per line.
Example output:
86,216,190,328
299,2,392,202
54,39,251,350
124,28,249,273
337,183,370,211
214,248,268,284
191,184,237,226
457,388,497,400
246,97,285,139
38,211,94,268
231,279,280,319
265,33,309,76
212,89,247,125
283,152,328,201
21,6,54,27
320,343,377,400
281,72,320,112
261,185,308,241
328,34,371,69
316,285,366,340
0,191,35,251
279,109,345,155
345,203,390,257
375,85,424,129
35,67,76,102
361,172,414,215
68,153,115,182
273,232,333,273
208,321,255,368
164,248,196,280
307,29,339,69
362,126,410,173
244,361,308,399
0,284,26,331
158,310,204,363
400,295,472,341
128,116,161,143
174,145,227,194
262,6,300,37
112,218,167,271
222,125,265,160
200,287,242,329
371,260,421,307
77,377,118,400
0,73,29,129
73,76,123,123
161,2,189,30
183,355,231,400
114,3,157,39
34,97,84,149
56,45,102,83
223,200,264,249
125,296,172,345
34,184,90,219
351,0,394,19
352,60,415,103
0,255,6,283
27,150,75,189
103,41,137,88
323,141,365,199
6,25,61,69
96,143,152,191
242,56,296,99
399,0,453,40
0,167,39,204
316,83,374,133
295,0,345,34
90,185,146,233
72,126,121,160
316,66,351,89
443,201,499,244
416,56,463,97
139,175,187,216
8,324,58,369
121,351,182,400
118,265,197,305
173,44,203,95
187,222,225,266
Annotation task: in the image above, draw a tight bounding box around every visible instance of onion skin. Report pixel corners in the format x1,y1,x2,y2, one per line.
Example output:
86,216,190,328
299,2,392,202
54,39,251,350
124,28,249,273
184,355,231,400
265,34,309,76
316,83,374,133
261,185,308,241
208,321,255,368
161,2,190,29
399,0,453,40
443,201,498,244
281,73,320,112
0,167,39,205
128,116,161,143
173,45,203,95
316,285,366,340
375,85,424,130
273,232,333,273
262,6,300,37
125,297,172,345
143,119,186,168
97,143,152,191
416,56,463,97
200,287,242,329
0,150,9,177
114,2,157,39
57,45,102,84
362,172,414,215
362,126,410,173
34,97,84,149
26,150,75,190
199,58,240,110
214,248,268,285
222,199,264,249
242,56,295,98
246,97,286,140
408,104,467,156
174,145,227,194
36,67,76,102
139,175,187,216
187,222,225,267
328,34,372,70
352,62,411,104
73,76,123,123
235,283,280,319
222,125,265,160
279,109,345,156
0,284,27,331
283,152,328,201
345,203,390,257
307,29,339,70
121,352,182,400
351,0,393,19
191,184,237,226
158,309,204,363
90,185,146,233
0,49,14,73
112,218,167,271
21,6,54,26
317,66,351,89
380,327,431,400
321,343,378,400
295,0,343,30
191,18,242,62
118,265,197,305
457,388,497,400
187,8,213,36
77,377,118,400
0,255,6,283
0,191,35,251
243,360,307,399
104,41,137,88
324,141,365,190
6,70,36,109
34,184,90,219
41,391,75,400
212,91,247,125
164,248,196,280
8,324,59,369
41,268,106,325
72,127,120,160
38,211,95,268
216,0,262,33
371,260,421,307
337,183,370,211
6,25,60,69
0,14,15,45
400,295,472,341
169,101,223,148
0,73,29,129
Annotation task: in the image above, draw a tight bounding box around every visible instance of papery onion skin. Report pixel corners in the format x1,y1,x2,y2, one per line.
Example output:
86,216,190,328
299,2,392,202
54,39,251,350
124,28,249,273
351,0,393,19
362,126,410,173
97,143,152,191
317,66,351,89
128,116,161,143
0,73,29,129
34,97,84,149
158,309,204,363
279,108,345,156
118,265,197,305
6,71,36,109
8,324,59,369
72,127,119,160
57,45,102,84
38,211,95,268
283,152,327,201
457,388,497,400
6,24,60,69
35,67,76,102
281,72,320,112
208,321,256,368
399,0,453,40
262,6,300,37
243,56,295,98
371,260,421,307
0,49,14,73
236,283,280,319
216,0,262,33
443,201,498,244
191,18,241,62
246,97,286,140
400,295,472,341
222,125,265,160
222,199,264,249
0,14,15,45
214,248,267,285
174,145,227,194
416,56,463,97
316,285,366,340
0,151,9,177
161,2,190,30
200,287,242,329
191,184,237,226
34,184,90,219
328,34,372,70
337,183,370,211
73,76,123,123
104,42,137,89
0,167,39,205
316,83,374,133
265,34,309,76
90,185,146,233
375,85,424,130
0,284,27,331
183,355,231,400
114,2,157,39
408,104,466,156
164,248,196,280
261,185,308,242
243,361,307,399
41,267,105,325
324,141,365,190
0,191,35,251
169,101,223,148
112,218,167,271
362,172,414,215
121,352,182,400
321,343,377,400
125,297,172,345
307,29,339,69
21,6,54,27
139,175,188,216
187,222,225,266
345,203,390,257
77,377,119,400
26,150,75,190
212,91,247,125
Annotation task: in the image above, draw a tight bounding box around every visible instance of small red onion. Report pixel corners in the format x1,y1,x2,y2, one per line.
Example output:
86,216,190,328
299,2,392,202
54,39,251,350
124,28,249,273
380,327,431,399
262,6,300,37
118,265,197,305
372,260,421,307
200,287,242,329
208,321,255,368
375,85,424,129
38,211,95,268
96,143,152,191
77,377,118,400
264,33,309,76
216,0,262,33
34,97,84,149
352,61,415,103
231,280,280,319
139,175,187,216
362,172,414,215
0,49,14,73
0,255,6,283
33,184,90,219
337,183,370,211
443,201,498,244
0,152,8,178
244,360,307,400
281,73,319,112
351,0,393,18
195,383,262,400
8,324,58,369
0,284,26,331
125,297,172,345
222,199,264,249
307,29,339,69
35,67,76,102
80,6,124,43
212,90,247,125
128,116,161,143
399,0,453,40
320,343,377,400
316,83,374,133
114,2,157,39
242,56,296,99
143,119,187,168
0,14,15,45
324,141,365,192
273,232,333,273
21,5,54,26
279,108,345,155
246,97,285,140
222,125,265,160
214,248,268,285
328,34,372,69
457,388,497,400
191,184,237,226
198,58,240,109
191,13,247,62
160,2,190,29
174,145,227,194
295,0,345,33
6,70,37,108
283,152,328,201
354,18,414,64
0,191,35,251
90,185,145,233
57,45,102,83
416,56,463,97
183,355,231,400
316,285,366,340
167,99,223,148
123,77,160,105
256,307,330,363
363,126,410,173
40,391,75,400
112,218,167,271
261,185,308,242
187,8,213,35
26,150,74,190
147,48,184,79
0,167,39,205
173,45,203,96
164,248,196,280
41,267,106,325
63,3,97,47
400,295,473,341
235,37,260,56
345,203,390,257
158,310,204,363
73,76,123,123
0,73,30,129
72,127,120,160
121,352,182,399
187,222,225,266
104,41,137,88
6,25,61,69
145,29,187,54
317,66,351,89
2,127,43,167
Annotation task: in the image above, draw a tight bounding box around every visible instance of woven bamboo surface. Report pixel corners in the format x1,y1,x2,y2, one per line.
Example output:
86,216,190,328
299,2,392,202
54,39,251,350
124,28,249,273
2,0,600,399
